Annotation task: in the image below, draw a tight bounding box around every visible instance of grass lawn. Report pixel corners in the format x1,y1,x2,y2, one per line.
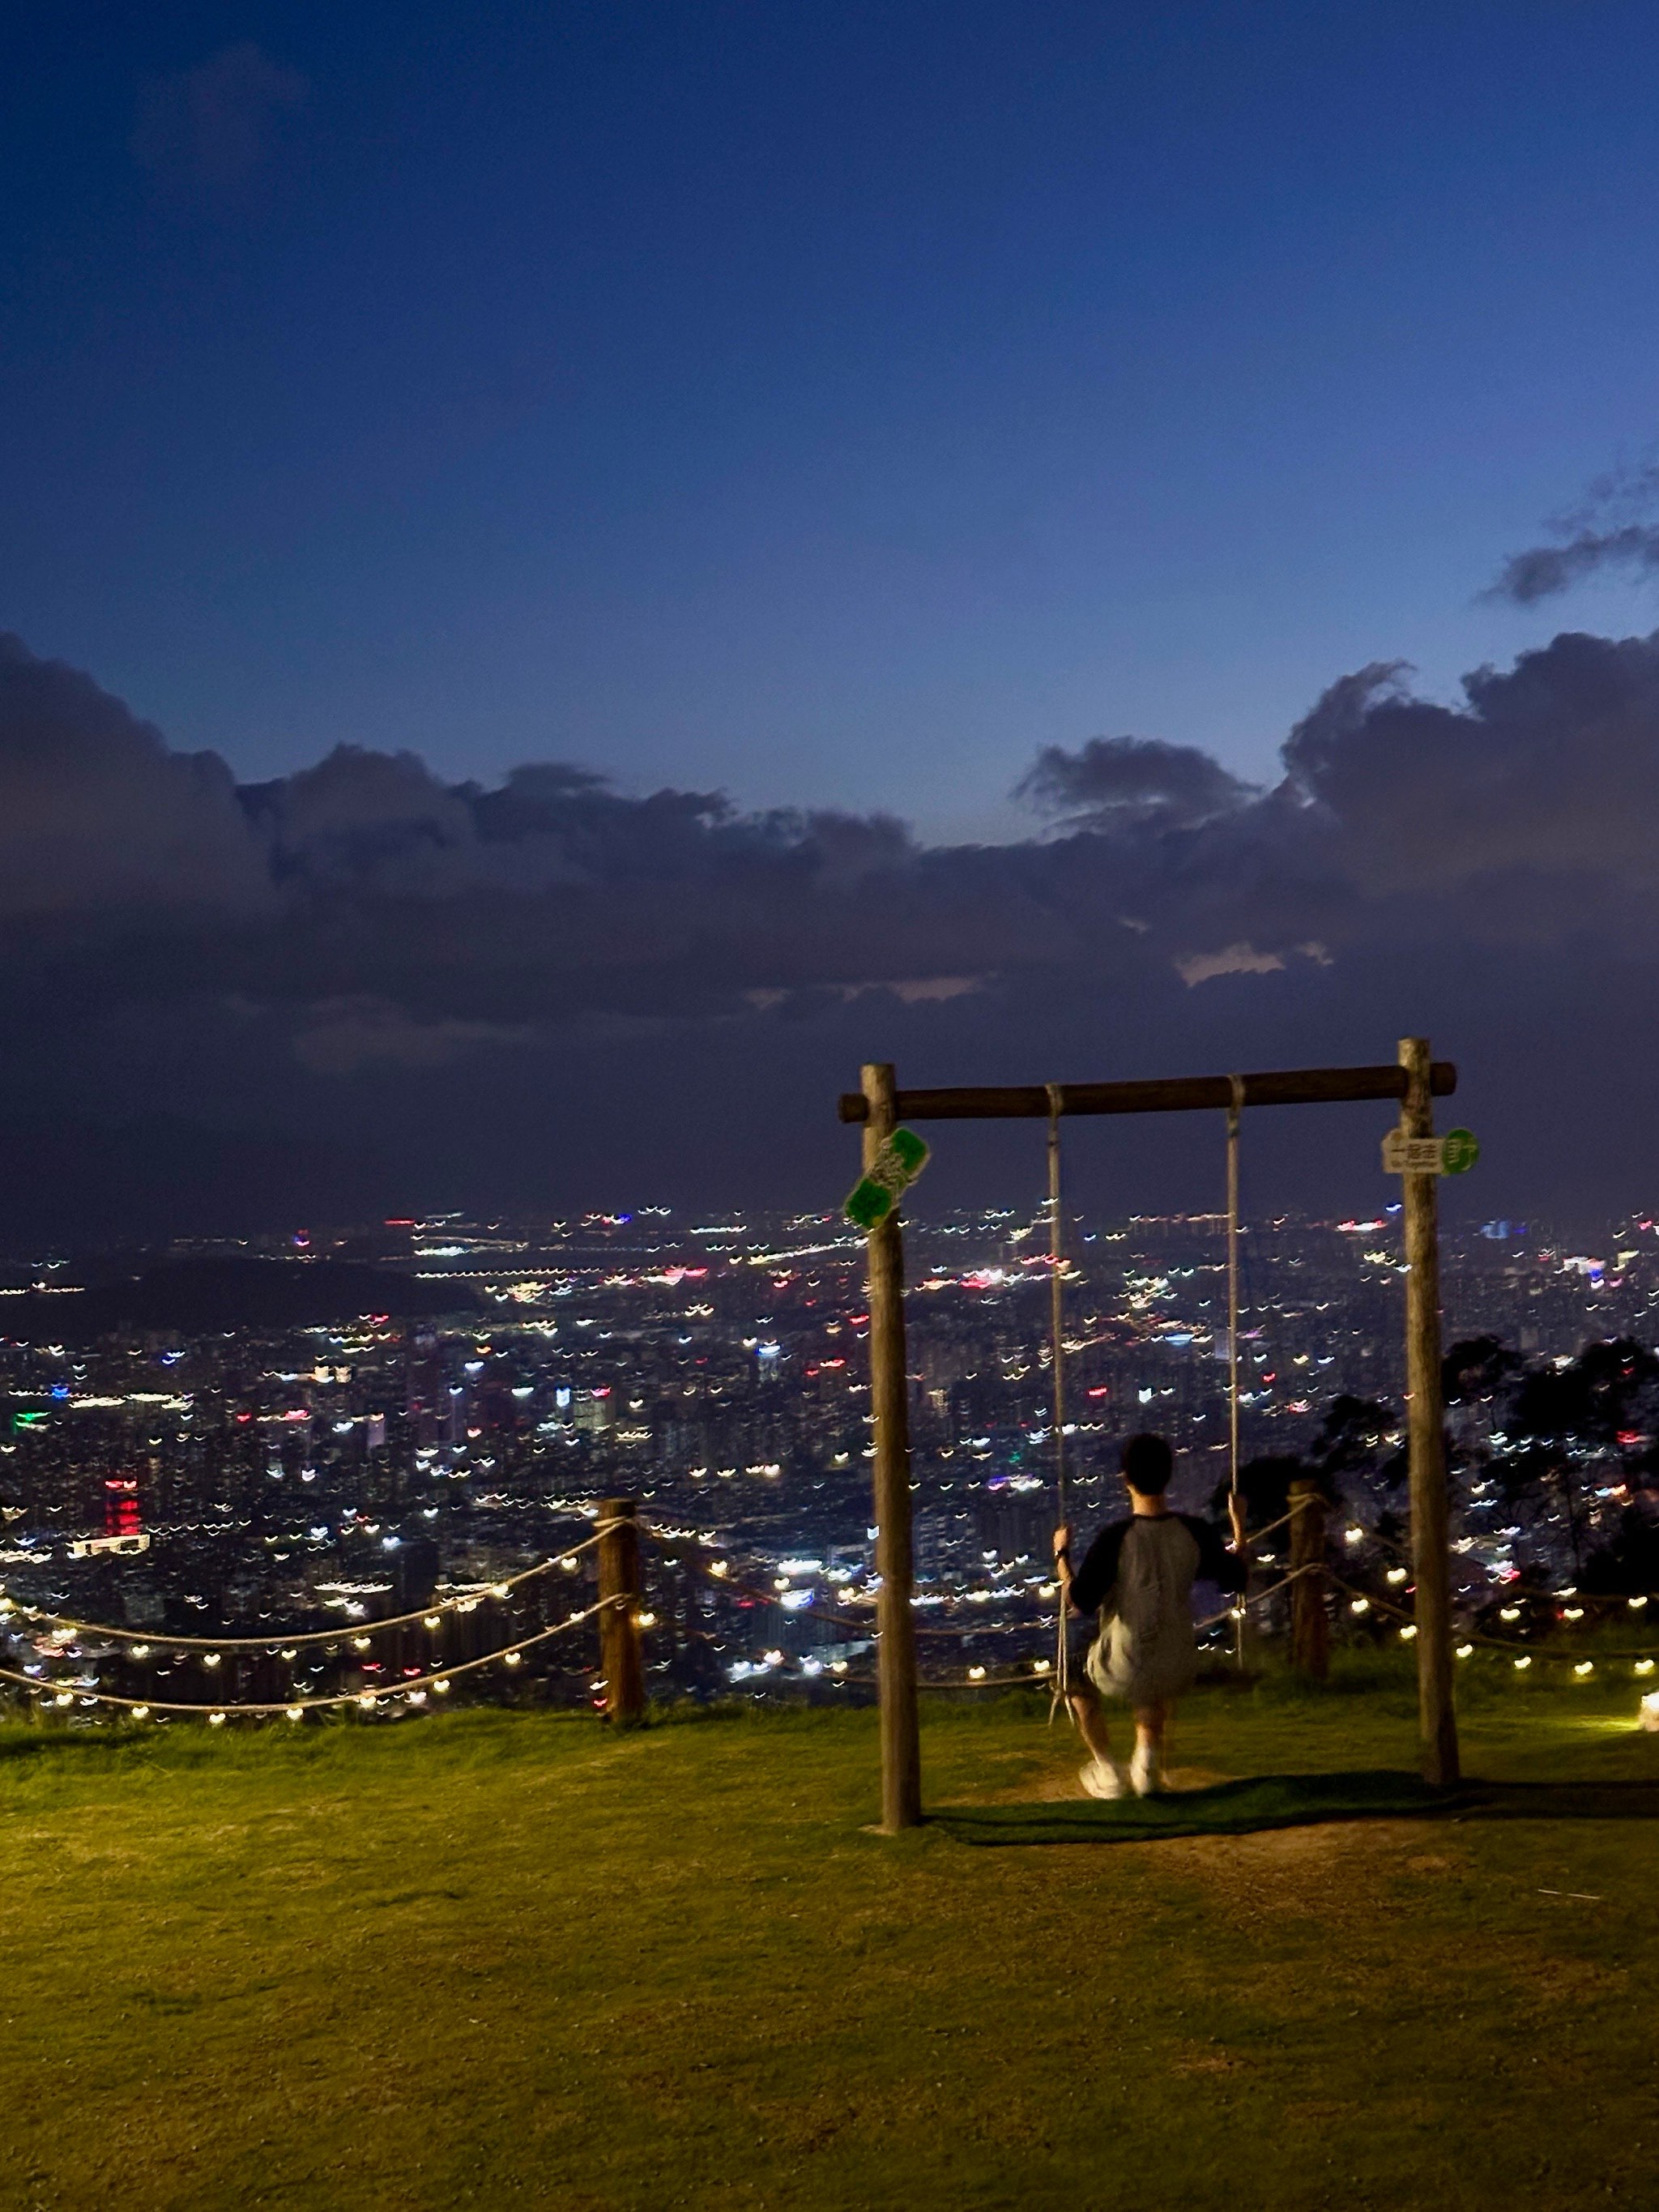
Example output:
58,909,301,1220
3,1663,1657,2210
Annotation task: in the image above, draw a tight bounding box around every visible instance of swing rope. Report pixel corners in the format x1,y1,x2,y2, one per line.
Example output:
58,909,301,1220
1046,1074,1252,1717
1046,1083,1073,1723
1226,1073,1248,1664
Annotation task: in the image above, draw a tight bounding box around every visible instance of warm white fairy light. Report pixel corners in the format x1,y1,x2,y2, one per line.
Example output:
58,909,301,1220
1032,1657,1051,1675
1456,1642,1473,1659
1574,1660,1595,1676
1499,1606,1521,1621
1642,1692,1659,1732
357,1692,377,1709
433,1677,451,1693
1385,1567,1408,1586
423,1616,441,1630
1631,1596,1650,1612
202,1651,221,1668
503,1651,522,1667
1398,1625,1417,1642
130,1643,151,1659
1514,1655,1533,1671
208,1711,226,1726
352,1636,371,1651
1564,1607,1585,1622
1350,1598,1370,1615
284,1706,304,1722
280,1647,297,1661
636,1611,657,1627
1636,1659,1657,1676
131,1704,150,1720
967,1664,987,1680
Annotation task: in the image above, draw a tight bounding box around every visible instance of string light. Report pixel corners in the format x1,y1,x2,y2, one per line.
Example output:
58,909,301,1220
208,1711,227,1727
1632,1597,1650,1612
636,1611,657,1627
130,1705,150,1721
1399,1625,1418,1642
280,1647,297,1661
1636,1659,1656,1676
1642,1693,1659,1732
284,1706,304,1723
1385,1568,1409,1586
967,1665,987,1680
1499,1606,1521,1621
1514,1656,1533,1671
433,1678,451,1694
1573,1660,1595,1676
1456,1642,1474,1659
503,1651,522,1667
422,1616,441,1630
1350,1598,1371,1615
357,1693,377,1710
202,1653,222,1668
1563,1607,1585,1621
352,1637,371,1652
130,1643,151,1659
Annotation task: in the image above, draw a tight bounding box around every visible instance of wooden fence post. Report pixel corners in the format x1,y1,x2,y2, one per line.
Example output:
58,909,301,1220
863,1061,923,1832
1288,1479,1329,1680
597,1497,646,1727
1400,1036,1460,1786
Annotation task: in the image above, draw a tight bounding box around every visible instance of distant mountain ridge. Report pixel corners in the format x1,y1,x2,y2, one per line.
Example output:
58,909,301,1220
0,1255,482,1341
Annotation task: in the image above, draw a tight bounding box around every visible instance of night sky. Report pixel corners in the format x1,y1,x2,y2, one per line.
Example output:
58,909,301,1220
5,3,1659,1237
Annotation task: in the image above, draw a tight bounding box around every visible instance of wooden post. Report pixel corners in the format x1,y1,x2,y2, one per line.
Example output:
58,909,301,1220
863,1061,923,1831
1287,1478,1329,1680
1400,1037,1459,1786
597,1496,646,1727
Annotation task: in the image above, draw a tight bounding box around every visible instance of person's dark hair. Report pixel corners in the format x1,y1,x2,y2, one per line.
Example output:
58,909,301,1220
1120,1432,1173,1495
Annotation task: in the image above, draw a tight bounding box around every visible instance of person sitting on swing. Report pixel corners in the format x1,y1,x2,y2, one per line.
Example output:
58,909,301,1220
1054,1431,1249,1799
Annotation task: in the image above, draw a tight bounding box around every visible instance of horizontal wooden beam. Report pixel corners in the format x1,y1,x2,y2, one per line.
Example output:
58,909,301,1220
837,1061,1457,1125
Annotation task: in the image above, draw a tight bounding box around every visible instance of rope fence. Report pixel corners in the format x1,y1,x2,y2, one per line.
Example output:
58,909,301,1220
3,1492,1656,1723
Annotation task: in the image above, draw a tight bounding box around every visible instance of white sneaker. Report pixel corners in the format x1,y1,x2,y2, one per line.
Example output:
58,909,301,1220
1128,1744,1165,1797
1080,1758,1129,1800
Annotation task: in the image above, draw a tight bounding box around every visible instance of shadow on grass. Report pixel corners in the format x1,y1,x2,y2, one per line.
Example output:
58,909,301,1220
932,1770,1659,1845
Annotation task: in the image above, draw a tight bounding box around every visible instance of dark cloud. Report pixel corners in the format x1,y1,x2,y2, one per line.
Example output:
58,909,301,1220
0,634,266,916
1489,463,1659,604
4,624,1659,1236
1017,733,1256,831
131,43,309,190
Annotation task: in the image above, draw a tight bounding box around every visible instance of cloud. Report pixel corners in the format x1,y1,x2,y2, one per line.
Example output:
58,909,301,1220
131,43,309,190
1489,462,1659,604
0,633,267,916
8,622,1659,1231
1017,733,1256,831
291,1000,537,1076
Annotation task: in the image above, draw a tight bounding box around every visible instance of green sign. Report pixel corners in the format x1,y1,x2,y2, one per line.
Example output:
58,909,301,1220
1440,1127,1480,1176
844,1126,931,1230
1381,1126,1480,1176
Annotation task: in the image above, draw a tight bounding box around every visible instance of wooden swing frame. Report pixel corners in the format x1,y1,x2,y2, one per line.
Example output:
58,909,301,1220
839,1040,1460,1832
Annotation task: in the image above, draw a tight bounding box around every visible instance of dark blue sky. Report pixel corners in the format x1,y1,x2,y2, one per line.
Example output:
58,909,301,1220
7,2,1659,840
